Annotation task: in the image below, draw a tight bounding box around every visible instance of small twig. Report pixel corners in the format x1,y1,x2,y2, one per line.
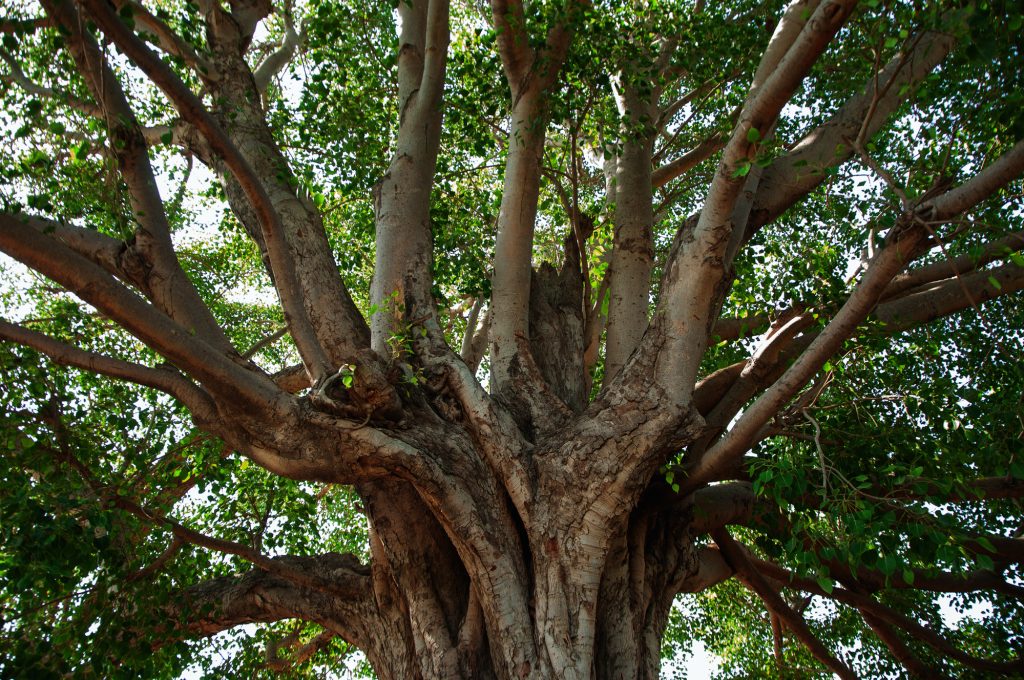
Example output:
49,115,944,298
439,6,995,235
846,136,911,210
801,408,829,495
243,327,289,359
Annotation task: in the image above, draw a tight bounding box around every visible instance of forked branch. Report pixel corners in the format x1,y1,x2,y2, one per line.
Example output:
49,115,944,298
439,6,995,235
78,0,336,382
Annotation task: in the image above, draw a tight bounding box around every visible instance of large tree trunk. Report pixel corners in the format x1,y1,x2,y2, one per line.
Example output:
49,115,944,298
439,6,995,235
338,428,709,680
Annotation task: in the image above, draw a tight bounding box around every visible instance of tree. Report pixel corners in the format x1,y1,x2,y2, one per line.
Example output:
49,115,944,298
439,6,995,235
1,0,1024,675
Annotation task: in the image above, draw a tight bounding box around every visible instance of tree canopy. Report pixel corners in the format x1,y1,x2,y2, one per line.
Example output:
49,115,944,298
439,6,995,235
1,0,1023,677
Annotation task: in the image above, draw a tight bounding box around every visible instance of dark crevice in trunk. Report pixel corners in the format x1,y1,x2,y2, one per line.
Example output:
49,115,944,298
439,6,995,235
527,224,590,412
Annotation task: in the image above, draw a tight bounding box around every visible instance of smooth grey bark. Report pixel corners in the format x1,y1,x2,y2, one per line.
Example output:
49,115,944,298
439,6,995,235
489,88,550,391
605,131,655,381
370,0,450,354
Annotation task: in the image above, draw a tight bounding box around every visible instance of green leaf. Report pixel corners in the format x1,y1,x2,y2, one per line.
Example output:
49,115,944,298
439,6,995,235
731,161,751,178
1010,460,1024,479
974,536,997,553
72,140,91,161
746,127,761,143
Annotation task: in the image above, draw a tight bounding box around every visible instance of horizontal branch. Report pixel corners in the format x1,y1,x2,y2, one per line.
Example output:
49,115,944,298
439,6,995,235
114,496,368,599
686,482,756,533
176,555,373,648
836,559,1024,600
0,16,52,33
682,463,1024,594
884,230,1024,299
651,131,728,188
0,47,101,117
875,260,1024,333
676,545,734,594
886,475,1024,503
0,213,284,414
0,318,213,415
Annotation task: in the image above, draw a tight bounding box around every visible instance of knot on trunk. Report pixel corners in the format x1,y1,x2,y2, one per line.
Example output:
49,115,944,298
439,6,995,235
309,349,404,422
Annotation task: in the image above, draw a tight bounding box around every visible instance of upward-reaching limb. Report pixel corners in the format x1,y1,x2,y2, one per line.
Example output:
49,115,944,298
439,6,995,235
488,0,587,392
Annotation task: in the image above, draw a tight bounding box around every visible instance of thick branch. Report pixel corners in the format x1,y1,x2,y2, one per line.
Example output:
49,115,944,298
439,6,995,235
684,231,920,492
45,0,233,353
712,529,856,679
926,139,1024,221
253,19,301,92
0,317,213,416
79,0,335,381
177,555,374,651
876,261,1024,333
749,554,1024,674
750,28,957,234
369,0,450,351
712,312,773,341
686,482,756,533
605,80,657,380
860,611,942,679
0,16,52,33
884,230,1024,299
17,213,124,276
684,136,1024,492
676,545,735,594
0,213,284,415
489,0,532,88
652,0,859,403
